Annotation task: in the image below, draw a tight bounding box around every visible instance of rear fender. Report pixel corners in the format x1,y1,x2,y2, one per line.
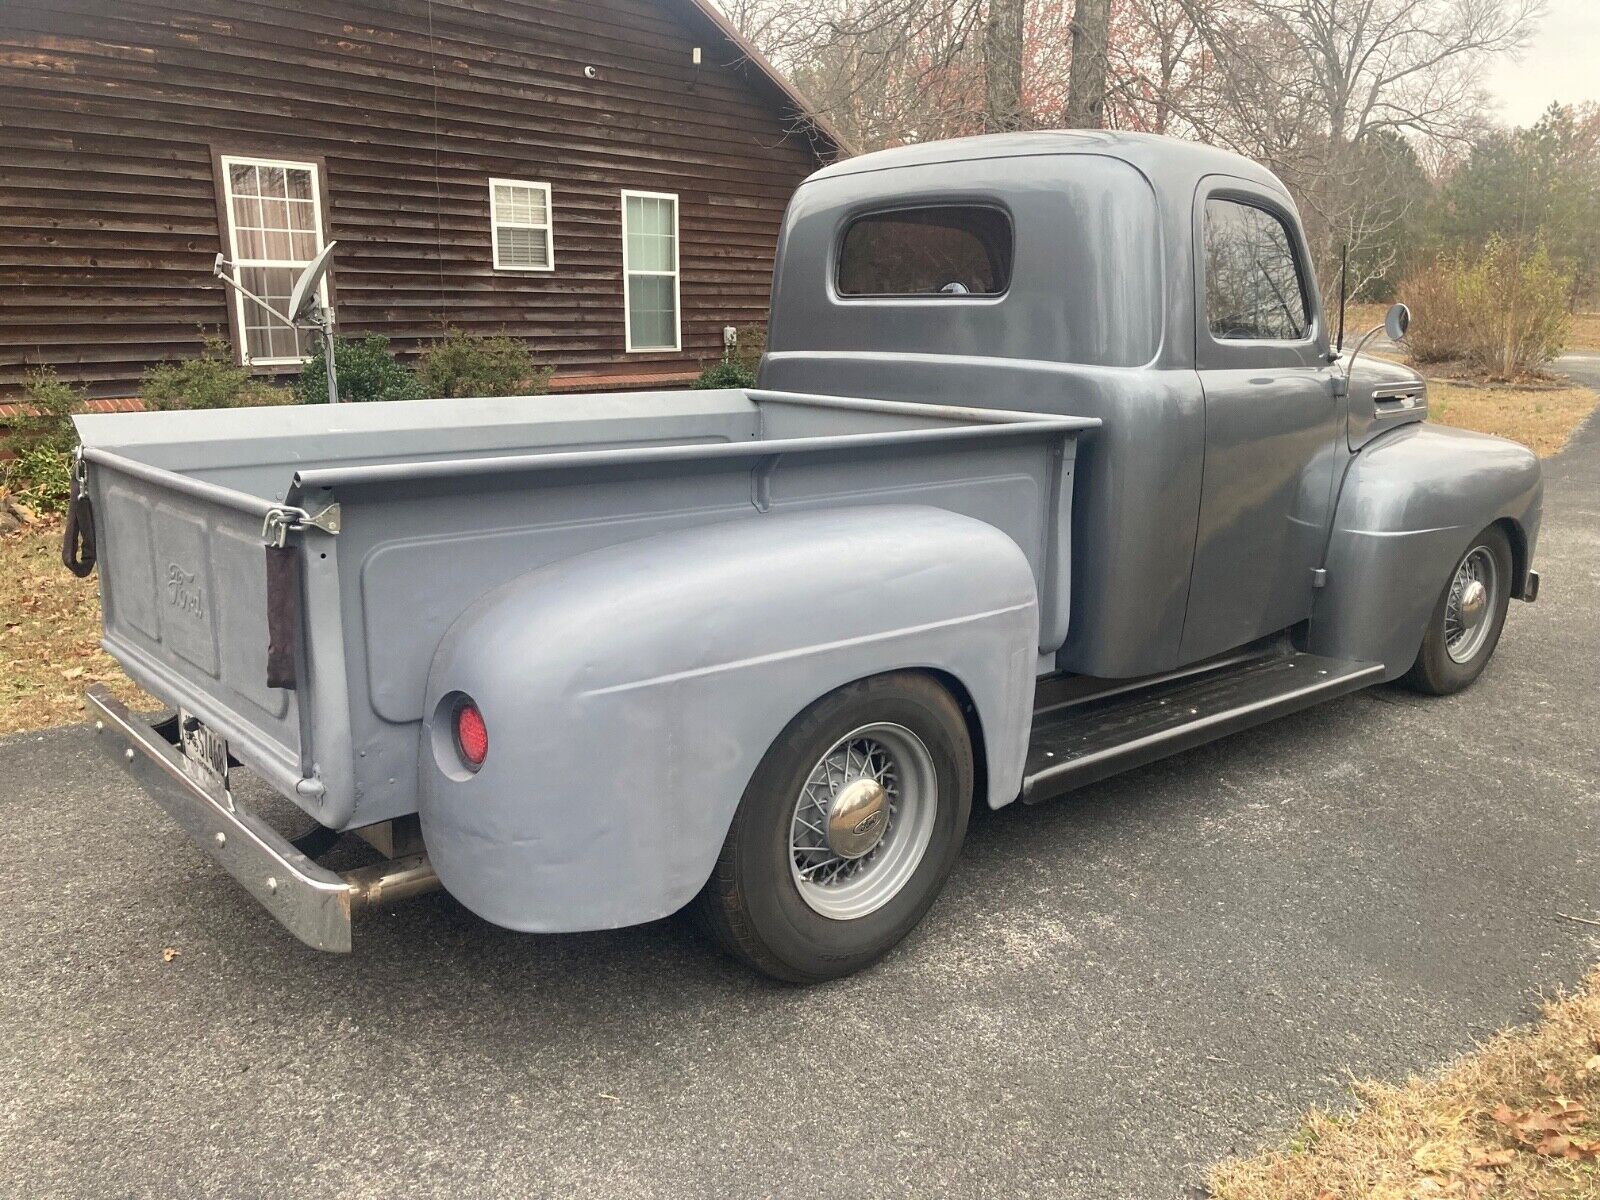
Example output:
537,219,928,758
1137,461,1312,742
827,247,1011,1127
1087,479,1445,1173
418,505,1039,933
1309,423,1542,678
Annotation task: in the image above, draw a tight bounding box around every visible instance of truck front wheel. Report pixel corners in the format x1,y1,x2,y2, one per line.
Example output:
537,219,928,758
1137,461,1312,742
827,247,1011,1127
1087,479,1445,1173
1401,524,1514,695
695,672,973,983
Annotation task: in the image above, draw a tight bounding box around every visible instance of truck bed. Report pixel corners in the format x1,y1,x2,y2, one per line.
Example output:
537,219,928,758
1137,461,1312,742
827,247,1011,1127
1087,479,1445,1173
76,388,1096,831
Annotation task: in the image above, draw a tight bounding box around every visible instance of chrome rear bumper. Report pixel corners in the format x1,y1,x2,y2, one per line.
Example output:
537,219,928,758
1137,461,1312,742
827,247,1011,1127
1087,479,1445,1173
87,686,439,952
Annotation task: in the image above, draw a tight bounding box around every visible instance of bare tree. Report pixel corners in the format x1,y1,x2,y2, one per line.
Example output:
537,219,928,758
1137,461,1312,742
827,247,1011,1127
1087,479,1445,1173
727,0,987,150
725,0,1542,287
1105,0,1210,134
984,0,1027,132
1064,0,1113,127
1173,0,1544,291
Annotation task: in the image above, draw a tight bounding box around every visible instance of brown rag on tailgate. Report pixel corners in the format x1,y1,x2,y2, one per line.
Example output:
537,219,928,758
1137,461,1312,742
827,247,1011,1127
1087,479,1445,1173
265,544,301,690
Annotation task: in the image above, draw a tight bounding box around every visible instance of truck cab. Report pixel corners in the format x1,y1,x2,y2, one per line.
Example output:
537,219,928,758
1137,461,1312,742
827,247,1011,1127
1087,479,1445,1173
74,132,1542,982
763,130,1540,682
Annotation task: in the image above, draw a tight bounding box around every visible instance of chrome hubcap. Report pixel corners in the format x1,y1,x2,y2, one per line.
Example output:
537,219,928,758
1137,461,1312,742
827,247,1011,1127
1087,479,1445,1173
788,722,938,921
1444,546,1498,664
826,777,890,859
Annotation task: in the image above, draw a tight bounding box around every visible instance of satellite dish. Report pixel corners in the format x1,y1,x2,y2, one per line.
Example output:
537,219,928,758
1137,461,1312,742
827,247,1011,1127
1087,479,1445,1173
288,240,338,324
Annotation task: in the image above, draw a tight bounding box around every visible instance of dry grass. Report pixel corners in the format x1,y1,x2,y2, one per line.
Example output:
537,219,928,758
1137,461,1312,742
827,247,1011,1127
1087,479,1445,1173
1429,382,1597,458
1211,964,1600,1200
0,520,140,736
1569,314,1600,353
1342,303,1392,338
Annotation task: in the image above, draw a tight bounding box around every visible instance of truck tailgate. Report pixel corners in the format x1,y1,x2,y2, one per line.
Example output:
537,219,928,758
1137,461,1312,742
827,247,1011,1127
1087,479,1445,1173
85,452,308,800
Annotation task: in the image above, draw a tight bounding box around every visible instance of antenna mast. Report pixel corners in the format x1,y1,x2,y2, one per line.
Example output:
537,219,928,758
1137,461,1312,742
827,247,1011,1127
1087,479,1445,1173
1336,242,1348,354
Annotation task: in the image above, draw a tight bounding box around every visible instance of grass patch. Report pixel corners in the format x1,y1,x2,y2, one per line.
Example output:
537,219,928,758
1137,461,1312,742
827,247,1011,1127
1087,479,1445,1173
1429,382,1596,458
1210,964,1600,1199
1570,313,1600,352
0,520,142,736
1341,303,1392,339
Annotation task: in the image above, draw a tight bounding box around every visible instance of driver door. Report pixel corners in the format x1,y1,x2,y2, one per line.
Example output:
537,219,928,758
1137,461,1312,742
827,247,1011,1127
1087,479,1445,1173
1179,180,1343,662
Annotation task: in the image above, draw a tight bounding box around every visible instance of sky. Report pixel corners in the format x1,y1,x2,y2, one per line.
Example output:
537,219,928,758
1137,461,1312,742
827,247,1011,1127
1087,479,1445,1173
1486,0,1600,126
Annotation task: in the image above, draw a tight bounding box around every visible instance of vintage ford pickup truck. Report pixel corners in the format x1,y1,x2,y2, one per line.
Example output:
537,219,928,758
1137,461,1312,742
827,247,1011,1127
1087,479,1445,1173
70,132,1542,982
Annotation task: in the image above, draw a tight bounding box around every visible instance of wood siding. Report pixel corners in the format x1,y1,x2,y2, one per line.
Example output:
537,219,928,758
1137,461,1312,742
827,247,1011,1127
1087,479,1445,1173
0,0,834,397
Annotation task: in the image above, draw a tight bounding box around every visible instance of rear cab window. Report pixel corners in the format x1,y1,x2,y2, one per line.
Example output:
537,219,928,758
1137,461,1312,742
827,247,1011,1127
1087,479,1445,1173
837,205,1013,297
1203,198,1310,341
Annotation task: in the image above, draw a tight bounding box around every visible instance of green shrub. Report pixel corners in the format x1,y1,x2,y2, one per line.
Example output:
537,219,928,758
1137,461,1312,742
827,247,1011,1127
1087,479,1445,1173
1401,239,1572,376
732,323,766,376
417,329,552,398
294,335,423,405
5,444,73,513
691,360,758,389
1454,239,1571,378
1,366,81,512
140,337,291,410
691,324,766,391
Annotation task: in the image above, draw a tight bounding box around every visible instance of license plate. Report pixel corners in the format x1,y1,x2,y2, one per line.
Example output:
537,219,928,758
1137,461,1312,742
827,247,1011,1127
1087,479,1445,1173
178,709,230,794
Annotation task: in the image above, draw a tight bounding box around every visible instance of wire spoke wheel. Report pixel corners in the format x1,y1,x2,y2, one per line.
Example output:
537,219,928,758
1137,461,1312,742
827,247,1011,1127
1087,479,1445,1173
697,672,973,981
1443,545,1499,664
788,722,938,920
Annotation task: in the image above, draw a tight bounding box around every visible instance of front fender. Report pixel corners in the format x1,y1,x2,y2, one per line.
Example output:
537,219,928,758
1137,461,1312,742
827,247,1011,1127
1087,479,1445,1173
1309,423,1542,678
418,505,1040,933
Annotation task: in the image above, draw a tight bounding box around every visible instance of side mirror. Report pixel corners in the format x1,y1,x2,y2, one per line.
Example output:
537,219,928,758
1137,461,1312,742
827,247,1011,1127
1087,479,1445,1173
287,241,338,323
1336,302,1412,397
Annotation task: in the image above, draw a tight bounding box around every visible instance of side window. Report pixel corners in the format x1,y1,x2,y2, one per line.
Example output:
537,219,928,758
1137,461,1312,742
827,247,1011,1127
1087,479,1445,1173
837,205,1013,297
1203,198,1310,341
489,179,554,271
621,190,680,352
219,155,326,365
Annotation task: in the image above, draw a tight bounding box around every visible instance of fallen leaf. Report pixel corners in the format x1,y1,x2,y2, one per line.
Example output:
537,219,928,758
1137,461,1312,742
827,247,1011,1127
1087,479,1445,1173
60,666,84,680
1470,1148,1516,1169
161,947,180,963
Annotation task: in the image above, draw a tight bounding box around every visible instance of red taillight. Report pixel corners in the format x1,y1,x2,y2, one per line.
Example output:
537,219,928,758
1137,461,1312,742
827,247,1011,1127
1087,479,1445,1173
454,700,488,770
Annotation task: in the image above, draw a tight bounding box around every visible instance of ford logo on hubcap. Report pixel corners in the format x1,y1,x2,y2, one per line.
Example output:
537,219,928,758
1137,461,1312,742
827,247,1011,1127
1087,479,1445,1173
852,809,886,839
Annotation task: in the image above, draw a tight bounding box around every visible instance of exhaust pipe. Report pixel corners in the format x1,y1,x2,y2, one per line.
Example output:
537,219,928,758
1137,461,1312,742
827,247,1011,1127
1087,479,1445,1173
344,854,441,913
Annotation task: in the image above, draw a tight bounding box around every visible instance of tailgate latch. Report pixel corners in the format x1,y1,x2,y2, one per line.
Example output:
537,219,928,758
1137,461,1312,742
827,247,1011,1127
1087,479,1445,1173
262,503,342,547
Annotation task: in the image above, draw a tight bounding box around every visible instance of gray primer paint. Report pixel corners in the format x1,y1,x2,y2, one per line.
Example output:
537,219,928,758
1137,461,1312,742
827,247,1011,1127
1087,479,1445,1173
76,392,1090,840
1311,422,1542,676
74,129,1542,938
419,505,1039,932
761,130,1541,681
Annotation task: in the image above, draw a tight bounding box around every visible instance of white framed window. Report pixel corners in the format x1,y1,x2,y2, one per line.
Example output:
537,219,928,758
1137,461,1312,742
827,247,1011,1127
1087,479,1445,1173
219,155,328,366
490,179,555,271
621,190,681,352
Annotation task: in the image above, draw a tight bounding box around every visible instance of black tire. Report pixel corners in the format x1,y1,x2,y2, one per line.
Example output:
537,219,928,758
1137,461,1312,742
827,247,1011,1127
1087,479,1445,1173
695,671,973,983
1400,524,1513,696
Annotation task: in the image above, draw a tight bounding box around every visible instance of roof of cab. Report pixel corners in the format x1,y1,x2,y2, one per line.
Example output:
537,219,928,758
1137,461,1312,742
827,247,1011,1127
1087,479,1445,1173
804,130,1290,200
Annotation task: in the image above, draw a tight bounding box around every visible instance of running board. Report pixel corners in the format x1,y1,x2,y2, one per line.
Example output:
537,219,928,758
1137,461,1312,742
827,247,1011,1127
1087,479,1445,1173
1021,652,1385,803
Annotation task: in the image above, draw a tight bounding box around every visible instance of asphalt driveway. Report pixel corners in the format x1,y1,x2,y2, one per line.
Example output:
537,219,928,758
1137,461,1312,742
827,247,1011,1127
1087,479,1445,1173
2,388,1597,1199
